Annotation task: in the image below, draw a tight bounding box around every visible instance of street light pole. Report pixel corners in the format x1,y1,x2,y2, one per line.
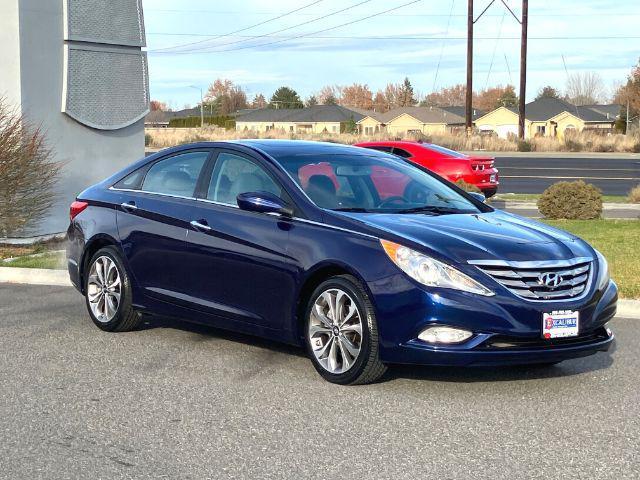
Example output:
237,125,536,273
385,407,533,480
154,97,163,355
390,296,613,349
189,85,204,128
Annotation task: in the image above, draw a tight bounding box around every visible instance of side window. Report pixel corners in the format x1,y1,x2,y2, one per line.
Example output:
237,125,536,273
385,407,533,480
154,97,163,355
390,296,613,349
114,168,146,190
141,151,209,197
208,152,283,205
392,148,412,158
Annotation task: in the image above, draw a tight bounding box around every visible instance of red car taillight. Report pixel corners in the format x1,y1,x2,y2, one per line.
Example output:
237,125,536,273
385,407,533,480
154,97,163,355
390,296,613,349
70,200,88,221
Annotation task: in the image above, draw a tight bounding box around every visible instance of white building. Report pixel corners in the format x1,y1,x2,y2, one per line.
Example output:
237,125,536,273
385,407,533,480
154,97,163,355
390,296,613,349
0,0,149,235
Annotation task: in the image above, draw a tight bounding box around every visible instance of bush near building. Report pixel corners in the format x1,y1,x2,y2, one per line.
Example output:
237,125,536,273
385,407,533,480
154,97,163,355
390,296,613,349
0,99,60,236
538,180,603,220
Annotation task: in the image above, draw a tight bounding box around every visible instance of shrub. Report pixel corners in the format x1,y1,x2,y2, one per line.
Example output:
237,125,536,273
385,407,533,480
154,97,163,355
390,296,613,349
167,115,234,129
538,180,602,219
629,185,640,204
455,179,482,193
144,132,152,146
0,98,61,236
517,140,532,152
563,137,583,152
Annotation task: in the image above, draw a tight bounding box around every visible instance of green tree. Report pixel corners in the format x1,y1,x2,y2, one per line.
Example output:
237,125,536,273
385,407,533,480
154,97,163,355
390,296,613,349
269,86,303,109
536,85,561,100
305,95,318,107
398,77,417,106
497,86,518,107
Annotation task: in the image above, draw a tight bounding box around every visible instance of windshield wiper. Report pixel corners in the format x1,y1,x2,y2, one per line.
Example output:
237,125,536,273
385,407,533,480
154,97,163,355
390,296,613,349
395,205,472,215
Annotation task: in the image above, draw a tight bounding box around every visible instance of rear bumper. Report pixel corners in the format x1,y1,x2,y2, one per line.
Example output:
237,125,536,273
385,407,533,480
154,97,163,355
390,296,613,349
386,329,614,367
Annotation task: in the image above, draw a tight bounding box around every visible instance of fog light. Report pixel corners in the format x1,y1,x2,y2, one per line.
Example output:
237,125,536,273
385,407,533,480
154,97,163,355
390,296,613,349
418,326,473,344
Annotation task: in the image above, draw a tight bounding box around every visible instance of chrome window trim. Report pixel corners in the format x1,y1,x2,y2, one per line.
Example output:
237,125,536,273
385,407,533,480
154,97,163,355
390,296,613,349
109,187,378,240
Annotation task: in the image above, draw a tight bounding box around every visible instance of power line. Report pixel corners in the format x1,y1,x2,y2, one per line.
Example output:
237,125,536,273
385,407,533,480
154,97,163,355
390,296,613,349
153,0,375,54
153,0,424,55
484,2,507,88
151,0,324,52
147,34,640,45
432,0,456,93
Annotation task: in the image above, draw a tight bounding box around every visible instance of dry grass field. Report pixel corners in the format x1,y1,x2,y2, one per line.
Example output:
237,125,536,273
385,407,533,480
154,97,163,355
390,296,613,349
146,127,640,153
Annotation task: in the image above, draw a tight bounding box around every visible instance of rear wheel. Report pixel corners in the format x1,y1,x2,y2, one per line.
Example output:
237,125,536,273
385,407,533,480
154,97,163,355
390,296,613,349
305,275,386,385
85,246,140,332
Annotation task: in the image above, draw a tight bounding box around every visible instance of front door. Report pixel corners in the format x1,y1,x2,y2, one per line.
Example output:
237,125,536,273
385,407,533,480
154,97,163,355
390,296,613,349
181,150,298,330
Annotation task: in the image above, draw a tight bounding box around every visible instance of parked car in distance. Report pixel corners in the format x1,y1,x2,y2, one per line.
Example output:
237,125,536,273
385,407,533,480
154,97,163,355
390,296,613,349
67,140,615,385
355,141,499,197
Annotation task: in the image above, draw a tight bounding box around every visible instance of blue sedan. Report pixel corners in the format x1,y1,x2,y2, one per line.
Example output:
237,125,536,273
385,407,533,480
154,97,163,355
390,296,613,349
67,140,616,384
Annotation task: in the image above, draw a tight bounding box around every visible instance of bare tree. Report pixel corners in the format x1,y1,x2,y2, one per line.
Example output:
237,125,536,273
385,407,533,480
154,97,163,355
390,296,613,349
340,83,374,109
0,99,61,236
565,72,605,105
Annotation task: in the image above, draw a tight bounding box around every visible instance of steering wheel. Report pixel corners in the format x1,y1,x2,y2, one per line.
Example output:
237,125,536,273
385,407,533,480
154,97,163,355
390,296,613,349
378,196,409,208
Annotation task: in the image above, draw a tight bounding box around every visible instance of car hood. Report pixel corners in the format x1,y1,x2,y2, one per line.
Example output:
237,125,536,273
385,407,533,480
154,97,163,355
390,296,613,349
333,210,593,264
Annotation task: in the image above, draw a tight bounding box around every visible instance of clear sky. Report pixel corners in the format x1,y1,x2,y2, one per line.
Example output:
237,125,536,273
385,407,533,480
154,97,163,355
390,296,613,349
142,0,640,109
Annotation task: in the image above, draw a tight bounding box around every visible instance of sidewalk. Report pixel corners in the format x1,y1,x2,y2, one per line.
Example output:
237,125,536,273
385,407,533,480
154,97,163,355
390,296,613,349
492,201,640,220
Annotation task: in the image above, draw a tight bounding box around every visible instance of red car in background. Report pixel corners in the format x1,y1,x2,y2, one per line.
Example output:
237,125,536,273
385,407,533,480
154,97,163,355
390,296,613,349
354,141,499,198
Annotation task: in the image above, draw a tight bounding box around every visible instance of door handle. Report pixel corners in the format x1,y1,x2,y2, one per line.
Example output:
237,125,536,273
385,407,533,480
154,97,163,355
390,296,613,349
190,220,212,232
121,201,138,212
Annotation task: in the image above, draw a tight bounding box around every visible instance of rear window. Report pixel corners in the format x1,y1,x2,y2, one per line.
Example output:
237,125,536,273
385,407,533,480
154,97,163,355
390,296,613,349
423,144,468,158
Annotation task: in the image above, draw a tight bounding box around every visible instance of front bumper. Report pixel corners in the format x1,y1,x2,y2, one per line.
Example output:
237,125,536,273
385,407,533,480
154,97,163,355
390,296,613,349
390,327,614,366
371,274,618,367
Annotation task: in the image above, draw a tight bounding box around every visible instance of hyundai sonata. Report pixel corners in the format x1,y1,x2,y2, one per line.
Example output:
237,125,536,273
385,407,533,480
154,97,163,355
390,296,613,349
67,140,616,384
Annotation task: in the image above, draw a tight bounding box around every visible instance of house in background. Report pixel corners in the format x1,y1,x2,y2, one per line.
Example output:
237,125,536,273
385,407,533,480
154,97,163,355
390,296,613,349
475,97,618,139
356,106,485,136
235,105,364,134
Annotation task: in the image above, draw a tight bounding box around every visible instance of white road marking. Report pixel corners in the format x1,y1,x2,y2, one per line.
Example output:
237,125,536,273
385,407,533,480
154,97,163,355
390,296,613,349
502,175,638,180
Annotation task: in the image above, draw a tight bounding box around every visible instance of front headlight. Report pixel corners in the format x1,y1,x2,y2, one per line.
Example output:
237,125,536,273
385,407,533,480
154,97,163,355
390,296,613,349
595,249,610,290
380,239,494,296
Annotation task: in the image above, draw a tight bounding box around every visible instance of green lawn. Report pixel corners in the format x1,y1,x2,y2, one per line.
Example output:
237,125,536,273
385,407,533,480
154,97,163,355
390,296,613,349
496,193,629,203
2,251,66,270
543,219,640,299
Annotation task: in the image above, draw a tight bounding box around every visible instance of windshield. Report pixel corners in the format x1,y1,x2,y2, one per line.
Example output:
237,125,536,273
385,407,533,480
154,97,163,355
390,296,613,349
275,152,482,214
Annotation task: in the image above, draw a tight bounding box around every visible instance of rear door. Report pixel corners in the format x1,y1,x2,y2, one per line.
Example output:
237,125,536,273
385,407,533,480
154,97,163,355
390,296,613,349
180,149,298,330
115,149,212,302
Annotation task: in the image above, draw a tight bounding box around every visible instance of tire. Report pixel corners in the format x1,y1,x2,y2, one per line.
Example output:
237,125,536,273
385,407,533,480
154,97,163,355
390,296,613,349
84,246,140,332
304,274,387,385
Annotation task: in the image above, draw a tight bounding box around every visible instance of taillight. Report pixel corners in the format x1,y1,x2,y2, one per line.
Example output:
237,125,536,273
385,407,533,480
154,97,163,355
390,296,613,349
70,200,88,221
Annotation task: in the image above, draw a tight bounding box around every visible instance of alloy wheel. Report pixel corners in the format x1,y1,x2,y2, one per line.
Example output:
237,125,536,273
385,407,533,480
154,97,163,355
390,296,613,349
309,288,363,374
87,256,122,323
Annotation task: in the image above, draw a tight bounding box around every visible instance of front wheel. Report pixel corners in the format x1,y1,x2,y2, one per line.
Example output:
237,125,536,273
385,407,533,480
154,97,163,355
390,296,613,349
85,246,140,332
305,275,387,385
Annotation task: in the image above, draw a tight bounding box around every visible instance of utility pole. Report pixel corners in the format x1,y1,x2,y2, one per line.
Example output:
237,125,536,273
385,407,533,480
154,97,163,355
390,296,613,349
627,100,630,135
465,0,474,136
518,0,528,140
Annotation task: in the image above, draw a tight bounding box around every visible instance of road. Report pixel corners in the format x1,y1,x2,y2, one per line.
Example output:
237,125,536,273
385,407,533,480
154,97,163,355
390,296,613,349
1,284,638,479
495,156,640,195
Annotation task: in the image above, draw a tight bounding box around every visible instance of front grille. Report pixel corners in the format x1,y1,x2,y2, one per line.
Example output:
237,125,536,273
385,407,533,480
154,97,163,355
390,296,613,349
481,327,609,350
469,257,593,301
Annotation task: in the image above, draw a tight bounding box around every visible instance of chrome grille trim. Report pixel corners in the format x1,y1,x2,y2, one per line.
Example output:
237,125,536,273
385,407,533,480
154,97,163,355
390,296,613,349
469,257,594,301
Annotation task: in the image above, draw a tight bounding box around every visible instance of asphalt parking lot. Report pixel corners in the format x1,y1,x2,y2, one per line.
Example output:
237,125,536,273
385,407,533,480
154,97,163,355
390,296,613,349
1,284,638,479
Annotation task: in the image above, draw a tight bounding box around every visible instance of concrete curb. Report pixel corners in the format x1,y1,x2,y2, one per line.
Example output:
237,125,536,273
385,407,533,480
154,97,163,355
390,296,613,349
492,201,640,211
0,267,71,287
1,266,638,318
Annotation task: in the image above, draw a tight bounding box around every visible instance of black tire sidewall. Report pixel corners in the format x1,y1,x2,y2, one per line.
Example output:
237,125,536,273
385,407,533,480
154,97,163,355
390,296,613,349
304,276,376,385
85,246,132,331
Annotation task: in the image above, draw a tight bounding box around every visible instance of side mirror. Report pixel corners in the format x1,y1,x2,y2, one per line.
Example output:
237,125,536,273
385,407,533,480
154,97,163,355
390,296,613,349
468,192,486,203
236,191,294,217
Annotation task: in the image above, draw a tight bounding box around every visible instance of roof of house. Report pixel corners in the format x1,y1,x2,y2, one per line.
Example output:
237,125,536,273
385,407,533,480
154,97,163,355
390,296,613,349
362,106,466,125
478,98,615,124
236,105,365,123
580,104,622,120
438,105,486,121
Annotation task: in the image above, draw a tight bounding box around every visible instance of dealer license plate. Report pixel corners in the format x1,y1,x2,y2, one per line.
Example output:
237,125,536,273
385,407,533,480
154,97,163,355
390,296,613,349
542,310,579,339
490,174,497,183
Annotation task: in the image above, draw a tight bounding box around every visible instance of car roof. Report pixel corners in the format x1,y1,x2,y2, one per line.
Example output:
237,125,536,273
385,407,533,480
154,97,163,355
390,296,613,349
165,139,382,159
